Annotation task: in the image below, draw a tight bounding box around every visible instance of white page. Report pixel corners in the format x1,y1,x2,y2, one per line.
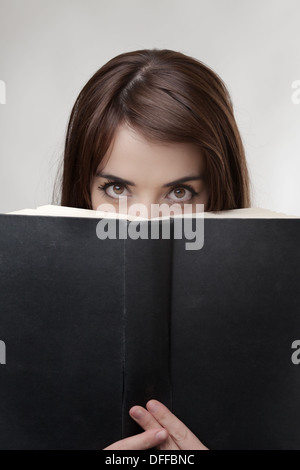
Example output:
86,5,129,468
7,204,299,219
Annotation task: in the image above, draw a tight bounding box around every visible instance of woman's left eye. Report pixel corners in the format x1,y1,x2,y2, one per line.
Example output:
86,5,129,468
167,186,197,202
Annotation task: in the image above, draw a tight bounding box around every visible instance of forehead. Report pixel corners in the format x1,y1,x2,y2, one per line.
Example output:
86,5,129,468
98,124,204,183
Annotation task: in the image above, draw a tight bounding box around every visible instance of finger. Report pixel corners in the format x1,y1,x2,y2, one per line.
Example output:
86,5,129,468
130,406,180,451
146,400,208,450
103,428,168,450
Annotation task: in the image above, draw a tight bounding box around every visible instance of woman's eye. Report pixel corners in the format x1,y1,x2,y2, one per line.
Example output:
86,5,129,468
102,183,130,199
168,187,195,202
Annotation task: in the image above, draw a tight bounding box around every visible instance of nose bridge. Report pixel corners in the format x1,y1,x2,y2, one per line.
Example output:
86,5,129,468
127,197,180,219
124,186,158,217
128,197,154,218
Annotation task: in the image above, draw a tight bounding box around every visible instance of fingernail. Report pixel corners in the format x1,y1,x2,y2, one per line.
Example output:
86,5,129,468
147,400,158,413
156,430,167,441
130,407,143,419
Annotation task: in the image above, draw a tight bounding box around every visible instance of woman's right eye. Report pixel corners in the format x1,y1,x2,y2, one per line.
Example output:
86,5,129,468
98,182,130,199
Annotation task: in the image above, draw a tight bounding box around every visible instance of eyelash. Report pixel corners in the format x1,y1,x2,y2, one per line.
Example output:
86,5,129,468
97,179,199,201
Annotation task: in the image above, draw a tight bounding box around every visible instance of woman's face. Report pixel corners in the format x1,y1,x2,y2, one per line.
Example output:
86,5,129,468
90,124,208,217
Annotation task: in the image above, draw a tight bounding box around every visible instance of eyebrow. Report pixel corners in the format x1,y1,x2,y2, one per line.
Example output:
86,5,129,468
96,172,204,187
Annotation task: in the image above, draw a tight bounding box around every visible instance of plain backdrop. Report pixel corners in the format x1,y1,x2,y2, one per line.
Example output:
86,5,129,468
0,0,299,215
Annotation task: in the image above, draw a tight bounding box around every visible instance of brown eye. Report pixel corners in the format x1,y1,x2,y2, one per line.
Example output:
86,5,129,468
168,186,194,202
100,182,130,199
112,184,125,195
174,188,186,199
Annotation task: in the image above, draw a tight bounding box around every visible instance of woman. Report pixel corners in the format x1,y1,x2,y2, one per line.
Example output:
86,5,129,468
58,48,251,450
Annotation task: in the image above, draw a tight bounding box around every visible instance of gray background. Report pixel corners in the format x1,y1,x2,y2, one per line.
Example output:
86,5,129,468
0,0,299,215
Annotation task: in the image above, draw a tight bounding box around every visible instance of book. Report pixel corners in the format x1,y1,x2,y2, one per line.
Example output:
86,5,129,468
0,205,300,450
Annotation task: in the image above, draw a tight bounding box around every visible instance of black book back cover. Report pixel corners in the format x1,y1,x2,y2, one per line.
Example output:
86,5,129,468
1,213,300,449
0,214,124,449
171,218,300,450
0,214,172,450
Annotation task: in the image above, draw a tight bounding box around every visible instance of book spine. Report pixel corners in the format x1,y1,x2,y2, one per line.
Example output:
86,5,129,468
121,218,174,438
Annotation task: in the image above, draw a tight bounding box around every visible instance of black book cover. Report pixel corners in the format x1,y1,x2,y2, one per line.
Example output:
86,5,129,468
0,213,300,450
0,214,172,450
171,219,300,450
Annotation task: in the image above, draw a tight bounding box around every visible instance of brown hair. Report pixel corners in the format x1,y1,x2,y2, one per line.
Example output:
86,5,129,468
58,48,250,211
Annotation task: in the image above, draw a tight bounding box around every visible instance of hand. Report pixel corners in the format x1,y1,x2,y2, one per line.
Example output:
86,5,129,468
104,400,208,450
